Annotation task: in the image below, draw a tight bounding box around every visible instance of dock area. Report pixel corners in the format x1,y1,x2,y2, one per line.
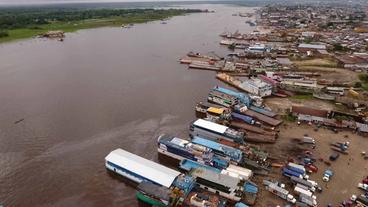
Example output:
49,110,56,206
105,3,368,207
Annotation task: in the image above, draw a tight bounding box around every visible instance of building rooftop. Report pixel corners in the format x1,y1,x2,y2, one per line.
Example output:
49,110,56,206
298,43,327,50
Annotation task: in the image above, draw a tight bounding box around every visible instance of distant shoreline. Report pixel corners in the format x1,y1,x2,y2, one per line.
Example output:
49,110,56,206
0,8,201,44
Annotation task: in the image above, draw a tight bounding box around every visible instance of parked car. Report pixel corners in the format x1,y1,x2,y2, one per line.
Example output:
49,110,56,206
329,153,340,161
306,164,318,173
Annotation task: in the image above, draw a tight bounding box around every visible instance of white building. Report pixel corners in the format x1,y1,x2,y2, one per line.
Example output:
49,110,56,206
239,78,273,97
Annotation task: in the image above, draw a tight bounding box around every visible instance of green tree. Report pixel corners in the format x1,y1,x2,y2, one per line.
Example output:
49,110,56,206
0,30,9,38
354,81,362,88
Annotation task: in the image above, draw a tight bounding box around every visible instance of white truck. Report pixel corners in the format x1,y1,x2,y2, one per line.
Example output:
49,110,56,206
302,135,316,145
299,194,317,207
296,183,316,193
358,183,368,192
294,186,313,198
291,176,317,192
266,183,297,204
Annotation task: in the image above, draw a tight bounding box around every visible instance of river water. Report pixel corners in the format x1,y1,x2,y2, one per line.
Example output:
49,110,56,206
0,4,255,207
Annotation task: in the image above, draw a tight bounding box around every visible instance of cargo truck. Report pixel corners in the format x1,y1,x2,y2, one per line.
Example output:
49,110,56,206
283,168,306,179
358,183,368,192
323,169,334,182
265,183,296,203
299,194,317,207
290,176,317,192
294,186,313,198
302,136,316,145
287,163,306,174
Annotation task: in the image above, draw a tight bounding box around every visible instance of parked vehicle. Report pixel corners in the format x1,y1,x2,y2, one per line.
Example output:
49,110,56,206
305,164,318,173
290,176,317,192
294,186,313,198
358,183,368,192
299,194,317,207
302,135,316,145
329,153,340,161
323,169,334,182
287,162,306,175
265,182,296,203
351,195,368,207
362,176,368,185
283,168,304,178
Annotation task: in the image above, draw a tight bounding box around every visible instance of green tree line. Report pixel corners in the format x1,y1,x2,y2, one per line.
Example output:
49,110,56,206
0,8,201,30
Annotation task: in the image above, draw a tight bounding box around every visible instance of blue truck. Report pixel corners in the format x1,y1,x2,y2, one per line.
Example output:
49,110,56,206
282,168,303,178
287,163,306,175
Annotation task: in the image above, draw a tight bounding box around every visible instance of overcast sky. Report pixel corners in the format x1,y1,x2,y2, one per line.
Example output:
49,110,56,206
0,0,196,4
0,0,198,5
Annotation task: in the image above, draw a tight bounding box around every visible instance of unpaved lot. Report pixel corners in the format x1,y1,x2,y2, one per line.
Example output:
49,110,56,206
255,122,368,206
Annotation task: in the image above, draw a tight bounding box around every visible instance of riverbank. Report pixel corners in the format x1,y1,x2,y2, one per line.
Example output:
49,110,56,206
0,8,200,43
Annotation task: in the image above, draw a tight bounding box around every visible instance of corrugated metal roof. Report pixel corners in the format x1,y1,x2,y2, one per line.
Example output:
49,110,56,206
292,106,328,117
192,136,224,151
191,168,240,189
298,43,326,50
105,149,180,188
193,119,228,134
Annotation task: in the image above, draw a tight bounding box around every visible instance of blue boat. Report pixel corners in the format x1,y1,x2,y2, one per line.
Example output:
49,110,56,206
231,112,255,125
179,159,222,173
191,136,243,163
157,134,228,169
214,86,251,107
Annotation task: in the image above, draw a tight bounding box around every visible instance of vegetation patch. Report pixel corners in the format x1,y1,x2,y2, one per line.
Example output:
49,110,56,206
282,114,297,122
290,94,314,100
358,73,368,91
0,8,201,43
292,58,338,68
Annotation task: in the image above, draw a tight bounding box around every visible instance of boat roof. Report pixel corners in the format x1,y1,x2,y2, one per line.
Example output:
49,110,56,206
105,149,180,188
192,137,242,161
207,107,224,115
192,136,226,151
193,119,228,134
191,168,240,190
170,137,189,147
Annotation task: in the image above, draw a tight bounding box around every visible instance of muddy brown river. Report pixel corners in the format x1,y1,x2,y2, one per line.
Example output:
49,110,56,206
0,4,255,207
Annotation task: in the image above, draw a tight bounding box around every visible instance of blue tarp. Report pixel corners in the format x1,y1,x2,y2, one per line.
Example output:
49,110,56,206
235,202,250,207
244,182,258,194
